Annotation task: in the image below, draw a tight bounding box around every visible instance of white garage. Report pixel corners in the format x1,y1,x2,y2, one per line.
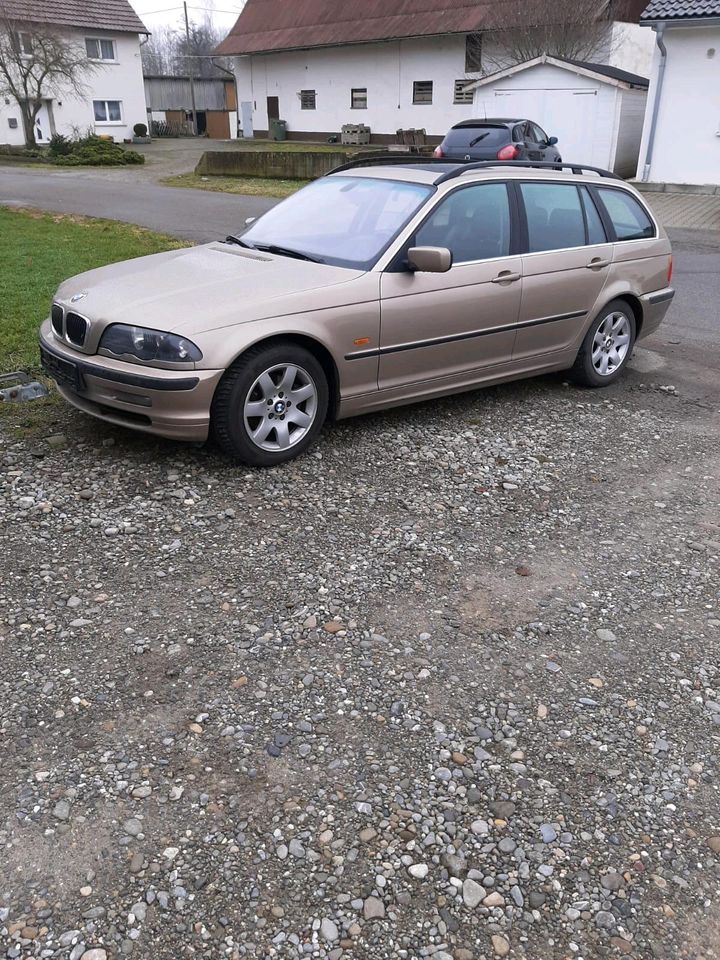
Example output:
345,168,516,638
465,55,649,178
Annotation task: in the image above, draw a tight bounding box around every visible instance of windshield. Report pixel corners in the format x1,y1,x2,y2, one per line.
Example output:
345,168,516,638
241,176,434,270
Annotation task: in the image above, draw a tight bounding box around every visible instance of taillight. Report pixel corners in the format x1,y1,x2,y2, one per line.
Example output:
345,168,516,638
433,145,444,158
667,255,673,284
496,144,518,160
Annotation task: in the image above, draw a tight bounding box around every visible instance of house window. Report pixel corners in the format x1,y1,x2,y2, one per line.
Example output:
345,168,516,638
93,99,122,122
18,32,33,56
86,38,116,61
453,80,473,104
413,81,433,105
300,89,316,110
465,33,483,72
351,87,367,109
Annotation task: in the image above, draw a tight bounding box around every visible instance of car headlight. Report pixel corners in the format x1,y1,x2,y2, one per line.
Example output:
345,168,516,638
98,324,202,364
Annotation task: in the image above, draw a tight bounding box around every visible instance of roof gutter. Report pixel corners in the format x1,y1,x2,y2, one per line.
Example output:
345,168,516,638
641,16,720,26
641,23,667,183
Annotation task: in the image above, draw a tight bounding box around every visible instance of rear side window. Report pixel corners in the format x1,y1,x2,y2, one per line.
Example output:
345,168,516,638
596,188,654,241
444,126,509,149
520,182,585,252
580,186,607,245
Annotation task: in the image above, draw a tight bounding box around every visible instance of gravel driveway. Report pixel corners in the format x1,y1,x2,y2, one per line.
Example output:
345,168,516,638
1,328,719,960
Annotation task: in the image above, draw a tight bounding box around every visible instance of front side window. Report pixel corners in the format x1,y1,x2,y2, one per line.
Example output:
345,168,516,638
521,182,585,252
413,81,433,105
530,122,548,144
300,89,316,110
242,176,433,270
351,88,367,109
414,182,511,264
93,99,122,122
86,37,115,60
596,187,655,241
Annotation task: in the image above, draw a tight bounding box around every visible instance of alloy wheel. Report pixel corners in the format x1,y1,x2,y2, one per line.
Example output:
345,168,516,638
243,363,318,451
591,312,631,377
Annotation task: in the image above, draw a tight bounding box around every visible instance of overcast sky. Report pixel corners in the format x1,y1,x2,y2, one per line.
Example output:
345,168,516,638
130,0,244,35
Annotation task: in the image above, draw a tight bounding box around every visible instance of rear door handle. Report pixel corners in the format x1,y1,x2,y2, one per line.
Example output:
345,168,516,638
586,258,611,269
491,271,521,284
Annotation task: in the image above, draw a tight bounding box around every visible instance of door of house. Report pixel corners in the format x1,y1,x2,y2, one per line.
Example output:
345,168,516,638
267,96,279,124
206,110,230,139
33,103,52,144
240,101,254,138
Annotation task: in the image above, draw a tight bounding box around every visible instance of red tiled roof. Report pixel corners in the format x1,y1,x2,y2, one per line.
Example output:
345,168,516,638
0,0,148,33
216,0,647,56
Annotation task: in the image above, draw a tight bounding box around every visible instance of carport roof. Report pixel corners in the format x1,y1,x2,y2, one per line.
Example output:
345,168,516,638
463,54,649,90
641,0,720,20
0,0,148,33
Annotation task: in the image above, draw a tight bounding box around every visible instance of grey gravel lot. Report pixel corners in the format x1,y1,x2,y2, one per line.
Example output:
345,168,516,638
1,333,719,960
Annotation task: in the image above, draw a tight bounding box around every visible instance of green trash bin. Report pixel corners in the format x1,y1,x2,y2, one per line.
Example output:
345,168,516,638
272,119,287,141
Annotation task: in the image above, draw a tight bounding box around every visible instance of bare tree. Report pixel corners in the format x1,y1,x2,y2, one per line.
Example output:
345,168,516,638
481,0,619,73
0,8,99,147
141,13,229,80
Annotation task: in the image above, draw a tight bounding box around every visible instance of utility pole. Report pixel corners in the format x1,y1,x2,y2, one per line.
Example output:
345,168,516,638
183,1,198,135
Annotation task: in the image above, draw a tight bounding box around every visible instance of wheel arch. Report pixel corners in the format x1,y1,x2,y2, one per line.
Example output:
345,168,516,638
223,332,341,420
611,293,644,336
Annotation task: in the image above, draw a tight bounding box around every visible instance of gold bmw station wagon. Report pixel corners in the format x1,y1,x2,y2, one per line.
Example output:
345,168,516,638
40,159,674,466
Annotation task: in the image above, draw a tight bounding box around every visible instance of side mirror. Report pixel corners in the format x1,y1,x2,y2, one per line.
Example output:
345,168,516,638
547,136,558,146
244,216,256,226
407,246,452,273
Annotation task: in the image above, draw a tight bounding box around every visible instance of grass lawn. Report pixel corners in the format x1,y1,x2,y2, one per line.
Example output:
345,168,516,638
161,172,309,198
0,208,186,374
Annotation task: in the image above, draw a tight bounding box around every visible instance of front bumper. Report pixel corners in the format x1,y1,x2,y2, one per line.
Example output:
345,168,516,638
638,287,675,340
39,320,223,442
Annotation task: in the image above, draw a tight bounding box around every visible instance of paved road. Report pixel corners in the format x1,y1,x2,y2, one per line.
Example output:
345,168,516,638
1,166,718,348
0,167,275,242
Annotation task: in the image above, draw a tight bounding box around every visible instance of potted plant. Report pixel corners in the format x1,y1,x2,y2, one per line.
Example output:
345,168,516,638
132,122,151,144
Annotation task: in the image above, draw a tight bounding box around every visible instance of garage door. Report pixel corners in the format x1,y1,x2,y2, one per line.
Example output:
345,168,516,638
490,87,603,168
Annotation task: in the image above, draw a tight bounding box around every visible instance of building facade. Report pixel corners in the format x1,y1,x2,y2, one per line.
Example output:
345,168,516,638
217,0,655,142
0,0,148,145
636,0,720,185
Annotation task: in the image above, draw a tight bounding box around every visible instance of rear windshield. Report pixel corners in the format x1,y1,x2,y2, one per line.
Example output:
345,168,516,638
443,126,510,148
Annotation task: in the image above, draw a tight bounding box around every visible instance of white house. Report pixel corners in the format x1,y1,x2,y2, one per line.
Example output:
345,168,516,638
216,0,655,143
0,0,149,145
464,56,649,176
636,0,720,185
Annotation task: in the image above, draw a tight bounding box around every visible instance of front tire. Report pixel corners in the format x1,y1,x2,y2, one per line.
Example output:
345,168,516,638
569,300,636,387
211,342,329,466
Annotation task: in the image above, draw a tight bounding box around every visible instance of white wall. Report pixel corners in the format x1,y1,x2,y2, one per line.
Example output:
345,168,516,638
0,29,147,145
612,86,647,177
637,24,720,185
234,35,480,138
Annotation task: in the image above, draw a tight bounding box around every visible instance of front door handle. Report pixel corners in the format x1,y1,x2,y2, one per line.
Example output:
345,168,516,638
586,258,611,269
491,271,521,284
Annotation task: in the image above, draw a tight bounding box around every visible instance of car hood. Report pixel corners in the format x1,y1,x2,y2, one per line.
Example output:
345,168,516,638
54,242,367,337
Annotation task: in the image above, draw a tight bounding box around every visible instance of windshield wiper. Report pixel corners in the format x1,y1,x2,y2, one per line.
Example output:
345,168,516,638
254,243,324,263
224,235,256,249
468,133,490,147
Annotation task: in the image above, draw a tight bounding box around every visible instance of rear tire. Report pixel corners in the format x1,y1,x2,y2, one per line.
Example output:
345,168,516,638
211,341,329,466
569,299,636,388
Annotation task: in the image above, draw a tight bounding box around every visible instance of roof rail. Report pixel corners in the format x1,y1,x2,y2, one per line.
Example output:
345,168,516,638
326,154,445,175
326,155,621,181
436,160,621,182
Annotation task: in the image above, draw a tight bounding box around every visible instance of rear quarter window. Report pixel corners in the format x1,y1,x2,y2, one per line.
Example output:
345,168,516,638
596,188,655,241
